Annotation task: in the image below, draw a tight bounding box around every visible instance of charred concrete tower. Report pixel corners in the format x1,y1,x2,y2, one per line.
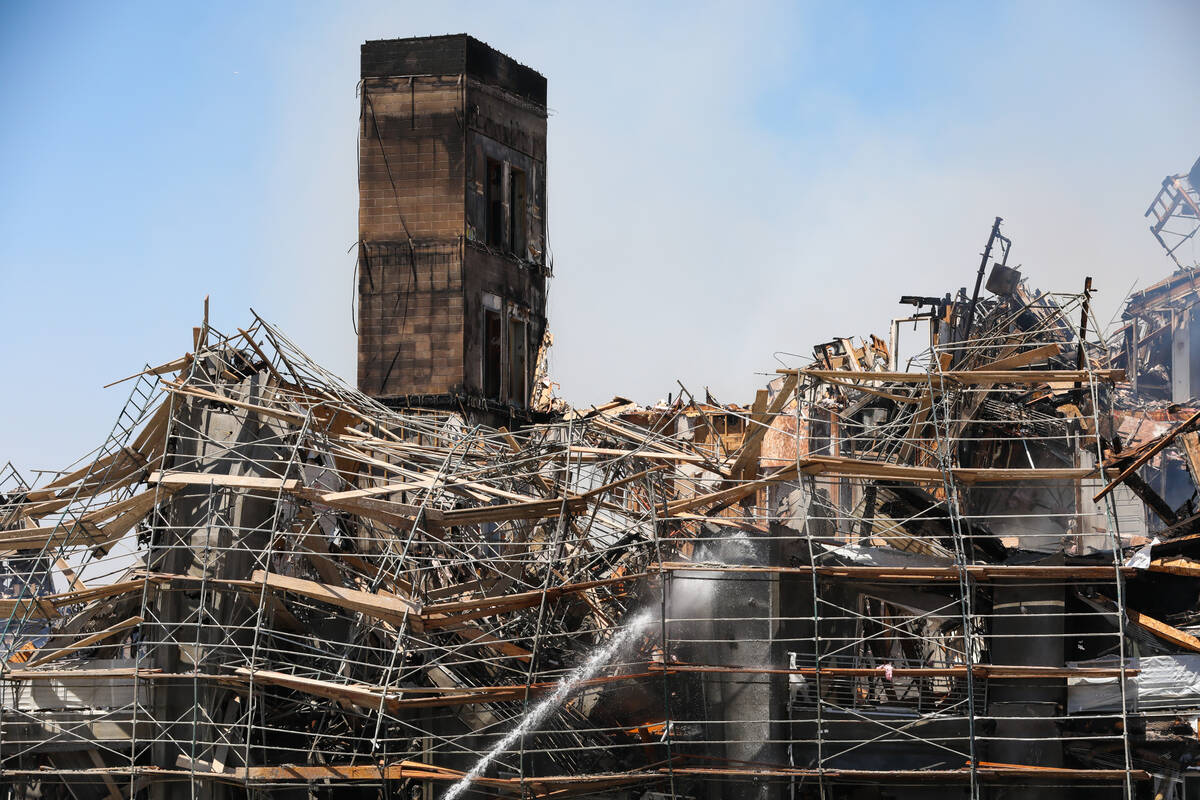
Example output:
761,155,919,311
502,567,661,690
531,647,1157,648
357,35,549,417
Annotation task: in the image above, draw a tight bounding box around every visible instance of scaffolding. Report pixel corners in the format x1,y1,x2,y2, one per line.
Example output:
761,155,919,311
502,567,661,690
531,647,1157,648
1146,157,1200,270
2,259,1197,799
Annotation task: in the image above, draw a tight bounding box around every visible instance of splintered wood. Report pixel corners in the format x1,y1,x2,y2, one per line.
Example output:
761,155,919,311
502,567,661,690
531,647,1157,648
0,314,764,796
0,276,1184,798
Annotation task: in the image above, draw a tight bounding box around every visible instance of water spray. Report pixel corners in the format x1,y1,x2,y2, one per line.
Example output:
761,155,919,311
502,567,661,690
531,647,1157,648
442,608,654,800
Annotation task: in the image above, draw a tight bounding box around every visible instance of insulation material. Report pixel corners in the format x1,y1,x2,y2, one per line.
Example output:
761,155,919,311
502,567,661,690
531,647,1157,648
1068,655,1200,714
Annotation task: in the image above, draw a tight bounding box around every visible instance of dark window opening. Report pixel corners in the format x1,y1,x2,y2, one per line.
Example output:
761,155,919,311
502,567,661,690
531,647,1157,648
486,159,504,249
509,167,526,257
484,309,502,400
508,317,528,407
809,413,831,458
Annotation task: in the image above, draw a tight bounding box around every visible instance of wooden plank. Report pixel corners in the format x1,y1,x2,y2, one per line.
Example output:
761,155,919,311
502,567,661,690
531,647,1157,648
0,491,172,554
55,557,86,594
590,417,712,465
1149,557,1200,576
232,667,401,712
300,489,442,532
46,579,149,611
437,468,662,527
1180,431,1200,484
0,765,1147,786
388,670,665,711
897,390,932,464
1094,407,1200,501
815,376,923,405
785,454,1095,484
236,328,285,384
1097,593,1200,653
314,467,521,506
16,467,146,522
79,487,164,526
249,570,423,631
665,464,799,516
654,767,1147,784
243,762,476,784
566,446,709,464
231,764,1147,786
795,368,1125,385
128,399,173,458
0,593,57,619
27,456,117,498
578,396,636,418
656,664,1135,678
498,426,556,494
294,527,345,585
4,667,163,680
439,496,585,526
727,373,797,480
424,572,646,619
952,466,1096,483
85,749,124,800
0,523,96,550
149,471,300,492
733,389,770,482
0,578,148,618
24,616,143,668
800,455,942,482
103,355,191,389
226,669,664,715
160,381,307,425
972,343,1061,371
0,488,175,552
654,562,1134,582
90,486,179,554
446,625,532,662
23,447,149,503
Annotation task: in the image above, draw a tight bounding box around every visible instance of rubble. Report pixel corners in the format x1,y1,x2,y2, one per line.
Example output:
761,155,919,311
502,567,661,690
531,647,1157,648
7,220,1200,800
5,34,1200,791
0,314,711,797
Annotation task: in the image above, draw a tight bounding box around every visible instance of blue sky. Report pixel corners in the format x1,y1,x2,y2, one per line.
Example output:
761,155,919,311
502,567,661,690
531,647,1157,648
2,1,1198,474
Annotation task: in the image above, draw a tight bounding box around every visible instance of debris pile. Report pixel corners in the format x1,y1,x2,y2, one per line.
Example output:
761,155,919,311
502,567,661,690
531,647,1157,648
1112,267,1200,400
5,234,1200,799
0,316,715,797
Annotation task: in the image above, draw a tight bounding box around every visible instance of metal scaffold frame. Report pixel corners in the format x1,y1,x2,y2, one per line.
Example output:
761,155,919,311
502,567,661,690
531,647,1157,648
1,270,1194,800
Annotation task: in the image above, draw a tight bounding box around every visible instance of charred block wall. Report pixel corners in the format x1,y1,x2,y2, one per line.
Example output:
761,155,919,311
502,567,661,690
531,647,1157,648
358,35,548,410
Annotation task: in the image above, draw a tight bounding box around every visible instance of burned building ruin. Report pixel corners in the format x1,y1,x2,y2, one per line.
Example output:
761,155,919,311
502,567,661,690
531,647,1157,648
357,35,550,422
6,33,1200,800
